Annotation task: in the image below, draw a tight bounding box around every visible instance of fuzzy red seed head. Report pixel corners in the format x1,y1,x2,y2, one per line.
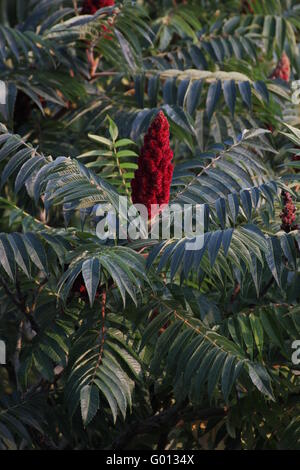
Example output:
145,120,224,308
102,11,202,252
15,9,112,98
131,111,174,219
81,0,115,15
270,52,290,82
280,191,298,232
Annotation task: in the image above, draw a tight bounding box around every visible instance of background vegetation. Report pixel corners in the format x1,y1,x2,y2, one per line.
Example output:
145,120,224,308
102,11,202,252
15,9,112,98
0,0,299,450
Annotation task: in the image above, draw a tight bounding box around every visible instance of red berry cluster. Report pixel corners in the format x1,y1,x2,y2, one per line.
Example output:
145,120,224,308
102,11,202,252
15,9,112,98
270,52,290,82
280,191,299,232
131,111,174,219
81,0,115,15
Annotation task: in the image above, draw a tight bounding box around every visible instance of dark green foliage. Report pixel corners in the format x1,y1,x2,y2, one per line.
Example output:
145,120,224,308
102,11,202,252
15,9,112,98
0,0,299,450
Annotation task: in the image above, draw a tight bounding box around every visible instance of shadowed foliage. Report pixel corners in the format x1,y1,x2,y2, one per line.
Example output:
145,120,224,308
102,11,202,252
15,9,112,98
0,0,299,450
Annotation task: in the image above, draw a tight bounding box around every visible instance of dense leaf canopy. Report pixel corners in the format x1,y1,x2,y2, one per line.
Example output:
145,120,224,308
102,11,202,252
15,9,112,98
0,0,299,450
